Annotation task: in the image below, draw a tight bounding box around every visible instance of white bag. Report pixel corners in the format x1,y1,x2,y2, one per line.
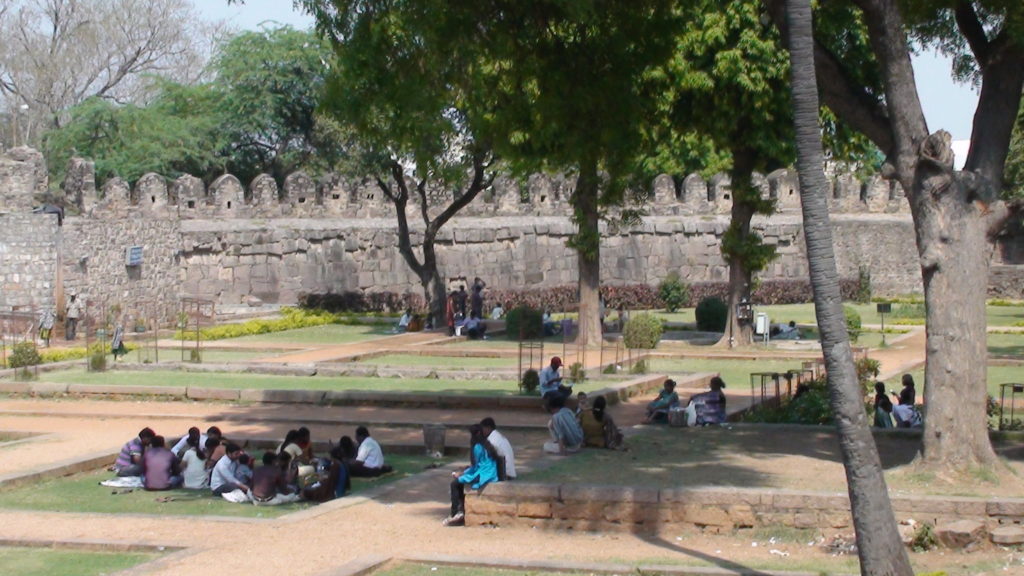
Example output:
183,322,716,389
684,401,697,427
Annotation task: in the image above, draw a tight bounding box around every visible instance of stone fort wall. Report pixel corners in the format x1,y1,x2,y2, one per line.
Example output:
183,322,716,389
1,149,1021,321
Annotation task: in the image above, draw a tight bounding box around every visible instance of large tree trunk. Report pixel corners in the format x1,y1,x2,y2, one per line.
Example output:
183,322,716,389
422,266,446,330
786,0,914,573
573,160,603,349
911,133,998,470
716,152,759,348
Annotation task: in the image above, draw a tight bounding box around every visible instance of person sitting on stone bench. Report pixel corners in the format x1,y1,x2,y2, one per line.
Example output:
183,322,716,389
690,376,728,425
464,312,487,339
443,424,500,526
644,379,680,423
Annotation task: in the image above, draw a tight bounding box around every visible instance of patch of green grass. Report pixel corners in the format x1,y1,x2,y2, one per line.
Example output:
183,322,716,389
217,324,394,345
357,354,515,369
40,369,523,395
649,358,801,391
988,332,1024,357
887,364,1024,401
0,455,444,518
0,547,157,576
135,349,275,364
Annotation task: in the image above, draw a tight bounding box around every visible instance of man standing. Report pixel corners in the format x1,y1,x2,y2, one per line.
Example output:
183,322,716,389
480,417,516,480
539,357,572,401
65,293,82,341
470,277,486,318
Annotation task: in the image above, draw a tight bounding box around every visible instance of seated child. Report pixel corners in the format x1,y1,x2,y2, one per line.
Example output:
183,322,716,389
645,379,679,422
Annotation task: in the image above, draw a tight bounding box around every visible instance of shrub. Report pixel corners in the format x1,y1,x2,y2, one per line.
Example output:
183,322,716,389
856,266,872,304
910,523,939,552
520,369,540,394
843,305,862,342
744,377,833,425
855,357,880,390
8,342,41,368
657,272,690,312
695,297,728,332
890,302,926,319
630,359,648,374
568,362,586,383
89,352,107,372
505,306,544,341
623,313,663,349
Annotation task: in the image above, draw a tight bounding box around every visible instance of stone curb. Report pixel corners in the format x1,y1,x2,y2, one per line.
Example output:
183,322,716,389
0,451,117,490
0,537,185,554
400,554,847,576
315,555,392,576
67,384,186,397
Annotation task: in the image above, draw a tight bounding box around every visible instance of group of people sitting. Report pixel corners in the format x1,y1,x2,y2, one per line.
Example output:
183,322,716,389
873,374,922,428
110,424,393,505
644,377,728,426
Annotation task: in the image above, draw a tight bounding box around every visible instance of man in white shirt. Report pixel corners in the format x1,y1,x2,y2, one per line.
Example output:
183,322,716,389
210,443,250,496
171,425,222,457
480,417,515,480
349,426,392,477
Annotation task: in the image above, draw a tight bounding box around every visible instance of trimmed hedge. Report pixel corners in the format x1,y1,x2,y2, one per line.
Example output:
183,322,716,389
173,307,387,341
623,313,664,349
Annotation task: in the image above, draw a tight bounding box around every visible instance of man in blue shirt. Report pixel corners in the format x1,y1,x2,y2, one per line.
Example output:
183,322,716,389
539,356,572,401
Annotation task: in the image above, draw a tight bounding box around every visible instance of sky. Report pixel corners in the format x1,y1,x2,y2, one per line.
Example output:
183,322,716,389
197,1,979,154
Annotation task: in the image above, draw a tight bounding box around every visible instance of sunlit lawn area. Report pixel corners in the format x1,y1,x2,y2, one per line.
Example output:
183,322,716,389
650,302,1024,327
215,323,394,345
40,369,522,395
528,426,1024,499
989,332,1024,357
649,358,807,391
0,547,158,576
357,354,515,370
135,349,277,364
885,364,1024,400
0,455,443,518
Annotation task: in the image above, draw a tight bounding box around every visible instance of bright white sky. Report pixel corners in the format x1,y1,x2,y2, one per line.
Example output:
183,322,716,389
196,1,979,154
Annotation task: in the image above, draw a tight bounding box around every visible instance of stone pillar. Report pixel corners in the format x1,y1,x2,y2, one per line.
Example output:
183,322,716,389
210,174,245,217
62,157,97,214
681,173,710,214
173,175,206,219
249,174,280,218
653,173,676,207
319,173,349,216
0,147,46,212
136,173,170,215
708,173,732,214
283,171,317,217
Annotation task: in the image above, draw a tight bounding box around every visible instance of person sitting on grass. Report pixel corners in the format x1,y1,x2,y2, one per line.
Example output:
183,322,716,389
302,456,348,503
444,424,500,526
142,436,182,491
480,417,516,480
211,443,250,498
873,381,895,428
348,427,393,477
543,396,584,455
114,427,155,477
690,377,728,425
580,396,624,450
251,452,300,506
180,434,210,490
644,379,679,423
397,308,413,332
172,426,221,459
464,312,487,339
204,437,225,472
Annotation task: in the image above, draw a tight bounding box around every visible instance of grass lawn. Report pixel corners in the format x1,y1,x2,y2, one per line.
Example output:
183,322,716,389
357,354,515,370
130,349,276,364
989,332,1024,357
40,369,528,395
885,364,1024,400
650,302,1024,327
0,455,444,518
649,358,805,391
215,324,394,345
0,547,157,576
528,425,1024,498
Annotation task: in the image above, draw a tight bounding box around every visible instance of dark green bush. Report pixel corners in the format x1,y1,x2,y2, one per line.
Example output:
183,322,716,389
623,313,664,349
844,305,862,342
520,369,540,393
744,377,833,425
89,352,107,372
506,306,544,341
695,297,728,332
629,359,649,375
8,342,41,368
568,362,586,383
855,266,872,304
657,272,690,312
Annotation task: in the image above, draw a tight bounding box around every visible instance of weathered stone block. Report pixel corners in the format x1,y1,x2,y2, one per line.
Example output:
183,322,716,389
990,525,1024,545
188,387,241,401
936,519,986,549
517,501,553,519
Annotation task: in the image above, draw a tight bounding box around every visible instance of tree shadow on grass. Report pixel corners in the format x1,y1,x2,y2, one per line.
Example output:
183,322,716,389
643,535,776,576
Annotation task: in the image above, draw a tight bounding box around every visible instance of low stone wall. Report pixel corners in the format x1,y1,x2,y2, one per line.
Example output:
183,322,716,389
465,482,1024,535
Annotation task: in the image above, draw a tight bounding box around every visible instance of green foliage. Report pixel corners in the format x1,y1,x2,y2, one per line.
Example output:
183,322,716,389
744,377,833,425
7,342,41,368
89,352,107,372
173,308,353,341
910,523,939,553
520,369,540,394
623,313,664,349
45,27,343,188
1008,111,1024,200
890,302,926,319
695,297,729,332
630,359,649,375
568,362,587,383
856,357,881,392
657,272,690,312
855,266,872,304
843,305,862,342
505,307,544,341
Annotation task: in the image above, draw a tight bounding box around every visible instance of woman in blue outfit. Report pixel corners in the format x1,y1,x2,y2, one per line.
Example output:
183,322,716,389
444,424,499,526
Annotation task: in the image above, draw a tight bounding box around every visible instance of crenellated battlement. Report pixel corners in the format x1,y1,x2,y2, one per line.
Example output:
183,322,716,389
0,149,911,219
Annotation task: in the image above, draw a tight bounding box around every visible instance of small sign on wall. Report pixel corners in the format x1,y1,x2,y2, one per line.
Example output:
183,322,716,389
125,245,143,267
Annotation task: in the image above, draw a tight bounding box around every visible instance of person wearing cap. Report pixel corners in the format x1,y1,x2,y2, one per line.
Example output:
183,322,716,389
539,356,572,402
